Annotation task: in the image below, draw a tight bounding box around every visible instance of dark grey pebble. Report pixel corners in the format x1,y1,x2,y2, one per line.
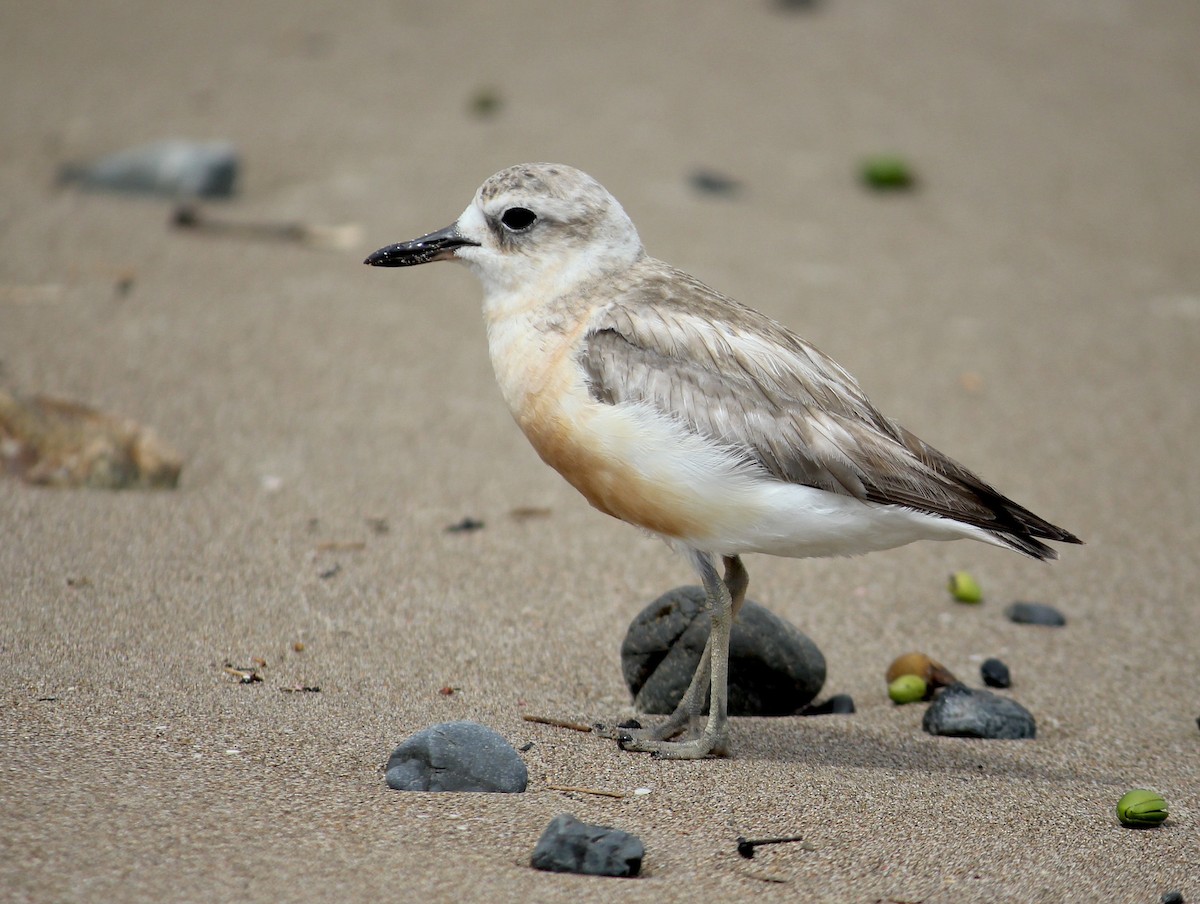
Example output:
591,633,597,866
922,683,1036,740
1161,891,1184,904
530,813,643,878
980,658,1011,688
799,694,855,716
1004,601,1066,626
445,517,484,533
385,720,527,793
688,169,741,196
621,586,825,717
58,140,239,198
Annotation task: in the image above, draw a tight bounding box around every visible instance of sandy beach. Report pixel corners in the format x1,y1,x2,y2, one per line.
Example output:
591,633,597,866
2,2,1198,901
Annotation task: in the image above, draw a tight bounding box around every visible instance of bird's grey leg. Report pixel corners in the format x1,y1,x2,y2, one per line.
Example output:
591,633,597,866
634,554,749,743
724,553,749,618
618,552,744,759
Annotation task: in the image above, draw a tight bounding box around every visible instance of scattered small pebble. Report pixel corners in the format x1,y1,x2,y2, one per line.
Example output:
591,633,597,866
1004,601,1066,626
508,505,552,521
959,371,984,393
530,813,643,878
385,721,527,793
922,683,1036,739
948,570,983,603
688,169,742,197
1116,789,1168,828
113,270,136,298
885,652,957,690
222,663,263,684
468,87,503,118
315,540,365,553
888,675,927,705
58,140,239,198
621,586,825,716
445,517,485,533
798,693,855,716
980,658,1011,688
859,154,917,191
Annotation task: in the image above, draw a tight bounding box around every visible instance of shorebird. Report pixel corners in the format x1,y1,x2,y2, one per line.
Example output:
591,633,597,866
365,163,1080,759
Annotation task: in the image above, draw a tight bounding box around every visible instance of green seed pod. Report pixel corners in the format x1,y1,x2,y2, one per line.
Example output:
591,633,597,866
948,571,983,603
888,674,927,705
1116,789,1168,827
860,155,915,190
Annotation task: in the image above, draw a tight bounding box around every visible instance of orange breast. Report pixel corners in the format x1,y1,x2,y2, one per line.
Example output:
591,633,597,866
516,392,708,541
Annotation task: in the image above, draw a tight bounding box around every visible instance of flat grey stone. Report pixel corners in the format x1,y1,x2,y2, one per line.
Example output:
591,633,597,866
621,586,825,716
1004,601,1066,626
530,813,643,877
59,140,239,198
385,720,527,793
922,683,1036,740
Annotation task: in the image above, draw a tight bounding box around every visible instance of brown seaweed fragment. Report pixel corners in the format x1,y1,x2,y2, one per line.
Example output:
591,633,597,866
0,390,182,489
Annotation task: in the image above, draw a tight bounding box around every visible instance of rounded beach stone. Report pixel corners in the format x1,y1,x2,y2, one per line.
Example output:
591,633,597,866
530,813,643,878
1004,601,1066,626
922,683,1036,740
980,658,1012,688
620,586,825,716
385,720,527,793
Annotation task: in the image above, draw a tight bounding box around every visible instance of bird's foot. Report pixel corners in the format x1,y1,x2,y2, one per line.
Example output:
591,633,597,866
616,726,730,759
597,715,729,759
592,718,675,742
592,712,692,744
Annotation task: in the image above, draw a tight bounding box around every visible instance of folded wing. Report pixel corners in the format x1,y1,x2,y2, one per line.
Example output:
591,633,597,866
578,263,1080,559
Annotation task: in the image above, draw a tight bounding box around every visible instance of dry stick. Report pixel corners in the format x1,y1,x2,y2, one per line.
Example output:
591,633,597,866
522,714,594,733
171,205,361,250
545,785,628,799
736,835,807,859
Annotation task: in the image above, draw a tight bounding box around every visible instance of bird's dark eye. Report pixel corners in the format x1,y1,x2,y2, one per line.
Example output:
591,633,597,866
499,207,537,232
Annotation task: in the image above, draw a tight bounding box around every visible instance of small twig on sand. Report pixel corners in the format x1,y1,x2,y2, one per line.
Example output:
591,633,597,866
546,784,628,799
171,205,363,251
522,714,594,733
736,835,808,859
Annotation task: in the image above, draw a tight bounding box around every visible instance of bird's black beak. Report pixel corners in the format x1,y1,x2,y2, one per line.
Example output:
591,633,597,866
363,223,479,267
